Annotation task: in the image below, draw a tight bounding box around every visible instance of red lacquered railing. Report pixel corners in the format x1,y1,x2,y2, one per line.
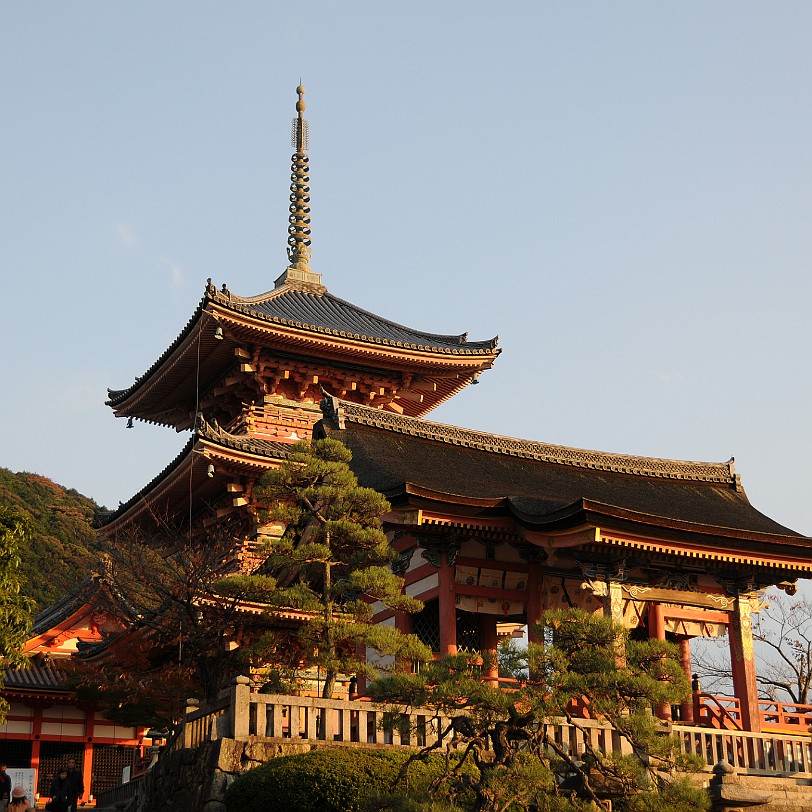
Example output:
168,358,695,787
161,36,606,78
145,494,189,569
694,693,812,733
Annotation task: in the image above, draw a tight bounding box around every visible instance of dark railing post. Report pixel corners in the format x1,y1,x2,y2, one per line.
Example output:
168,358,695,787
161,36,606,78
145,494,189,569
692,674,702,726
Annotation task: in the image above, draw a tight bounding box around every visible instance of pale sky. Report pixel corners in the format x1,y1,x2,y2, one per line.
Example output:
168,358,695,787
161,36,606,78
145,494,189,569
1,3,810,541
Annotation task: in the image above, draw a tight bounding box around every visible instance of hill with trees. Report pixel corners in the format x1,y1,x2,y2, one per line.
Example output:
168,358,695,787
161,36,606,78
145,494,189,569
0,467,104,610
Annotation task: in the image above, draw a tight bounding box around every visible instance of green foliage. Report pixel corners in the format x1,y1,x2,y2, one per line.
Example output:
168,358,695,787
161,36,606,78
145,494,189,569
0,468,105,609
86,511,257,717
370,609,711,812
0,506,37,721
228,438,431,697
224,748,455,812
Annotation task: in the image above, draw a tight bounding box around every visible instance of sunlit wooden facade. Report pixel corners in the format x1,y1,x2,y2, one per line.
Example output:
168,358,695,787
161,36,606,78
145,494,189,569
0,576,149,803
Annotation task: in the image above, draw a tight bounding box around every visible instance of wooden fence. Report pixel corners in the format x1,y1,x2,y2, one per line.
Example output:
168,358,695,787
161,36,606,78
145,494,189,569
172,676,812,777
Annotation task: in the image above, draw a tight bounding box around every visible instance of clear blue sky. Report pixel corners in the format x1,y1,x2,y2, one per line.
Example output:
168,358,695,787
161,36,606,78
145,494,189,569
1,3,810,539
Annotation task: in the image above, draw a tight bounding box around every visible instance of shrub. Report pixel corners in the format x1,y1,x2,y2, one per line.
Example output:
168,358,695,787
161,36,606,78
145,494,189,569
225,748,448,812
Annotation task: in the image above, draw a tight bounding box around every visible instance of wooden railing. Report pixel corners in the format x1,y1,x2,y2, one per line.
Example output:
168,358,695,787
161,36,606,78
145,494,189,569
695,693,812,733
678,725,812,775
160,679,812,778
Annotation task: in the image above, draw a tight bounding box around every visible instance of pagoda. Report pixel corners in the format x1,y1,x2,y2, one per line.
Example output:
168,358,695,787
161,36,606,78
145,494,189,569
100,85,812,737
102,84,499,540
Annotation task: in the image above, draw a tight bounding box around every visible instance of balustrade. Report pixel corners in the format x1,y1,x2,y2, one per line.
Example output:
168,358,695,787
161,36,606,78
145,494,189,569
167,679,812,778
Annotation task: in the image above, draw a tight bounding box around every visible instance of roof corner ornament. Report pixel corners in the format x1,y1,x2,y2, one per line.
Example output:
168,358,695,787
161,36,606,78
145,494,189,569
287,83,312,273
319,389,345,428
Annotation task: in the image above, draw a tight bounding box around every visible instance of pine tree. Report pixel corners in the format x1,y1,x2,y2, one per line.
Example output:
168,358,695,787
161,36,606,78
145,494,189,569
227,438,430,699
370,608,709,812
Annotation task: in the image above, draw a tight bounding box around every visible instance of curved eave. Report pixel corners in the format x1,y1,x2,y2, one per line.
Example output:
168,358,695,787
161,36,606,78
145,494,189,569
385,481,509,510
107,284,500,424
516,498,810,545
513,498,812,568
97,429,289,535
25,603,106,654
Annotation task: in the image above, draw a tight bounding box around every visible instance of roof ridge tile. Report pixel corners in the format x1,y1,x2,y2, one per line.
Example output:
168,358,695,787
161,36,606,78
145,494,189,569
320,397,737,485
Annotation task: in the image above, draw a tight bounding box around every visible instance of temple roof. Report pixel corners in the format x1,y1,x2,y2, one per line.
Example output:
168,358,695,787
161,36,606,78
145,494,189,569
106,280,499,426
317,398,807,550
3,664,70,693
30,573,134,637
95,416,290,532
212,283,499,355
107,85,499,426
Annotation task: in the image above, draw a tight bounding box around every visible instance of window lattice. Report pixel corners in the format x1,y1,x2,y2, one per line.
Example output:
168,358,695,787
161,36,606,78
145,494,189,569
412,599,440,653
456,610,482,654
37,743,83,797
91,744,140,796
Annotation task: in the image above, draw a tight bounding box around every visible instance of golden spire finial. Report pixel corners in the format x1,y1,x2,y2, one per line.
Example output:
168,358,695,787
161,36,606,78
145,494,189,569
287,83,312,271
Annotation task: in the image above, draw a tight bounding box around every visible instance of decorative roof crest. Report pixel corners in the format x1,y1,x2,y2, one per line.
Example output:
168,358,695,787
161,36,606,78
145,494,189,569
275,83,324,292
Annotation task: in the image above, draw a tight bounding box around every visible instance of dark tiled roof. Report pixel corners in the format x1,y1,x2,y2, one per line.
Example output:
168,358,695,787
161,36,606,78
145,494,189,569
32,574,138,636
318,399,804,541
107,280,498,407
222,284,499,354
4,664,70,692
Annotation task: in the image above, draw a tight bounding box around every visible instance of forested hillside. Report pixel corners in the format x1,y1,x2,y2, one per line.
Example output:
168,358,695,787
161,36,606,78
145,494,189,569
0,468,105,610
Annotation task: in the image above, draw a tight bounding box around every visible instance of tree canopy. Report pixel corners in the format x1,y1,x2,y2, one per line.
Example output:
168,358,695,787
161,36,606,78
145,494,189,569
0,468,105,609
0,506,36,721
74,509,261,730
370,608,709,812
221,438,430,698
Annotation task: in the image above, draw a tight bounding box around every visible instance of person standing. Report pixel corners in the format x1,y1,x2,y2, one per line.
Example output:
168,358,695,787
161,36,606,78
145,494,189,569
49,769,70,812
0,764,11,812
64,760,84,812
8,786,33,812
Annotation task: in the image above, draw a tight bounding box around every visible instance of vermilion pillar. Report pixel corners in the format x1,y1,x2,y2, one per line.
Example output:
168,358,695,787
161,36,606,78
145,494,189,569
526,567,542,644
82,709,95,802
647,602,671,721
438,551,457,655
678,637,694,724
480,614,499,685
729,597,761,732
31,706,42,795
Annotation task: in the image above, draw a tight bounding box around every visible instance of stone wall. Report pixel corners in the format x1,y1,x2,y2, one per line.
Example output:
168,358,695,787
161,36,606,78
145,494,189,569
117,739,316,812
109,741,812,812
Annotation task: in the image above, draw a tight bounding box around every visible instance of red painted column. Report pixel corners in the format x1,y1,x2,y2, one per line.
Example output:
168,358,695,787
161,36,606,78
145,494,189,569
31,705,42,797
729,598,761,732
526,567,542,644
82,710,94,802
678,637,694,724
480,614,499,685
647,603,671,721
438,552,457,656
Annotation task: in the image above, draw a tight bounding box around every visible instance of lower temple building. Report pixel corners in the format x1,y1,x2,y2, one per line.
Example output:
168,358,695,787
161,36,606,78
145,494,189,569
0,574,149,801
